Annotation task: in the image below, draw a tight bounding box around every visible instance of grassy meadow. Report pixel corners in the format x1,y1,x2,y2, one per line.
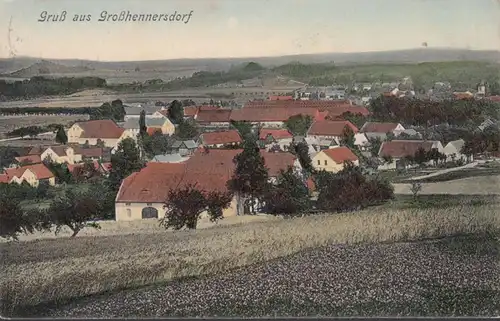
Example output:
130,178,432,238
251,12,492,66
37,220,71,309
1,195,499,316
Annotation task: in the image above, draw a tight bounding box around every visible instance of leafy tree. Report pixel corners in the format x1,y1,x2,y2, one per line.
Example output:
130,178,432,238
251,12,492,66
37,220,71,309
160,184,233,230
73,160,101,183
427,148,443,166
95,139,105,148
0,198,33,240
368,137,382,157
44,161,73,184
385,132,395,142
55,126,68,145
414,147,429,167
285,114,313,136
49,188,102,237
339,112,366,128
262,167,311,216
108,138,145,190
227,137,269,214
289,141,314,176
139,110,147,137
382,154,393,164
141,131,175,157
340,125,356,148
168,100,184,124
230,120,253,140
175,119,199,140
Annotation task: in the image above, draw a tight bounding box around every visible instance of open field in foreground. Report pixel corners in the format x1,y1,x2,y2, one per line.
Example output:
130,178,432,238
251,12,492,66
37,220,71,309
2,202,499,316
38,234,500,317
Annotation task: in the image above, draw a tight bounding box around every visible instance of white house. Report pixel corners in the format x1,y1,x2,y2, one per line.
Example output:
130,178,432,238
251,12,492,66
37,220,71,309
443,139,471,162
378,140,444,170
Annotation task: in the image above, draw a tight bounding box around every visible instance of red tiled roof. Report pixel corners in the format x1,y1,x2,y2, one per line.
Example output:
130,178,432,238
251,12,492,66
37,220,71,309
184,106,199,117
259,129,293,140
245,100,352,108
5,163,54,180
487,95,500,102
307,120,359,136
15,155,42,164
46,146,69,157
147,127,162,136
199,105,221,111
75,120,125,139
379,140,435,158
196,109,231,123
230,107,327,122
322,147,359,164
101,162,112,172
453,92,474,100
269,95,293,101
361,122,401,133
200,130,242,145
0,174,9,183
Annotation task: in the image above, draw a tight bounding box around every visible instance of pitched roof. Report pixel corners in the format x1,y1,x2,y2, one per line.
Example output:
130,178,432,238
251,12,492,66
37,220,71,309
0,174,9,183
147,127,162,136
196,109,232,123
445,139,465,151
15,155,42,164
5,163,54,180
183,106,199,117
379,140,435,158
259,129,293,140
124,107,159,115
75,120,124,139
307,120,359,136
172,140,198,149
78,147,104,158
321,147,359,164
151,153,190,163
200,130,242,145
361,122,401,133
115,162,230,203
230,107,327,122
46,146,69,157
146,118,168,127
486,95,500,102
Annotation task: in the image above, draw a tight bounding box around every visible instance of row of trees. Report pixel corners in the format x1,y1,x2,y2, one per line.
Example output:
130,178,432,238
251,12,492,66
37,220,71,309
0,76,107,100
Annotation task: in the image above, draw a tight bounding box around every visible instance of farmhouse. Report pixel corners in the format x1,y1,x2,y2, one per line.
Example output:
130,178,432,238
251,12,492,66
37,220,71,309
0,163,55,187
444,139,471,162
195,109,232,129
124,107,163,121
312,147,359,173
199,130,242,148
171,140,199,156
307,120,359,143
150,153,190,163
14,155,42,165
122,117,175,136
259,129,294,151
67,120,134,148
360,122,405,140
378,140,444,170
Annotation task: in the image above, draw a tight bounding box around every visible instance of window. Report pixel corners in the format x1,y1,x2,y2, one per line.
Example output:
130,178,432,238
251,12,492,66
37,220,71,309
125,203,131,206
324,160,328,166
147,203,152,206
126,209,131,217
317,160,321,165
141,207,158,219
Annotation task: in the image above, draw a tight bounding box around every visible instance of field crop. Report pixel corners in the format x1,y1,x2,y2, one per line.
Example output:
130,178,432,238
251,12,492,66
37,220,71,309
1,201,499,316
0,115,88,135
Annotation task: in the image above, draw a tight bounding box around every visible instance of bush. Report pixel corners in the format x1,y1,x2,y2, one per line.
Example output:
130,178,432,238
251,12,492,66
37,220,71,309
316,162,394,213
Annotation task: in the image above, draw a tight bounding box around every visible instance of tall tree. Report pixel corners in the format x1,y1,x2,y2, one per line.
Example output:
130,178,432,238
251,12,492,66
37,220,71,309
49,188,103,238
108,138,145,190
139,110,147,137
55,126,68,145
0,198,33,240
175,119,199,140
289,141,314,176
227,137,269,214
230,120,253,140
168,100,184,124
340,125,356,148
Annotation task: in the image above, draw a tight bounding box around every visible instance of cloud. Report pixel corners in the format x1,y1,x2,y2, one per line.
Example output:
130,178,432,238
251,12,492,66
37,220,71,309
227,17,238,30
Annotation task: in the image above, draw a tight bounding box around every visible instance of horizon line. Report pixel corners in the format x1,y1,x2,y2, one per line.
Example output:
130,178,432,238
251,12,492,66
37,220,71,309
1,47,498,63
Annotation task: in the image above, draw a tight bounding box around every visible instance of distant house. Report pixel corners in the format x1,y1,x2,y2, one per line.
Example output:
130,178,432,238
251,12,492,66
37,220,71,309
14,155,42,165
199,130,242,148
124,107,163,121
293,136,320,156
306,120,360,147
1,163,55,187
361,122,405,140
67,120,134,148
444,139,471,162
171,140,199,156
269,95,293,101
122,117,175,136
195,109,232,129
230,107,327,128
259,129,294,151
453,91,474,100
39,146,81,165
151,153,190,163
478,118,496,132
378,140,444,170
311,146,359,173
67,160,109,178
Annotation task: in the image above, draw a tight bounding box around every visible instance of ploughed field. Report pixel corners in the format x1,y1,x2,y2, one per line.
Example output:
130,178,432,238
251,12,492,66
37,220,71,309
35,235,500,317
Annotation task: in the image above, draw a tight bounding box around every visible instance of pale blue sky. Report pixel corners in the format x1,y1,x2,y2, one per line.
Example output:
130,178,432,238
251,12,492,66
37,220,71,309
1,0,499,61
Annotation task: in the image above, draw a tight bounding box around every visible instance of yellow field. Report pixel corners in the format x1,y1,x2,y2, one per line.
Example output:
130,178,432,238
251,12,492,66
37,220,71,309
2,202,499,312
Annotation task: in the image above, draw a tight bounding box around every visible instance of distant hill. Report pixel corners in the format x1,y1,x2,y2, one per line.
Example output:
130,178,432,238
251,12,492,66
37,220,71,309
0,48,498,75
0,60,94,77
